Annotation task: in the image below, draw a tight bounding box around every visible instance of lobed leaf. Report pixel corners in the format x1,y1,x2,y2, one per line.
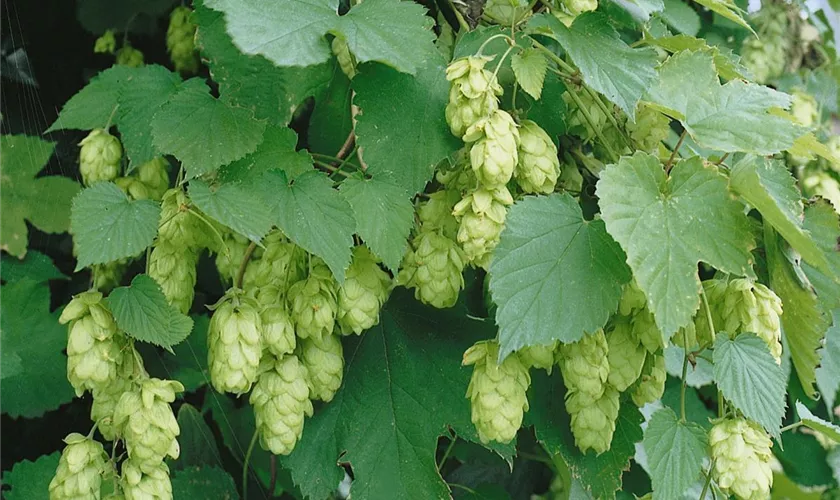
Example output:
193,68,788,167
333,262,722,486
643,407,708,500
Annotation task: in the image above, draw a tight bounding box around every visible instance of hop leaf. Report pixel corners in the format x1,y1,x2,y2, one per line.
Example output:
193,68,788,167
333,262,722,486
251,355,314,455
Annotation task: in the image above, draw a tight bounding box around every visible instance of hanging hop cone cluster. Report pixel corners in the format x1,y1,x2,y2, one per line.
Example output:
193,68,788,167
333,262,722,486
515,120,561,194
250,355,314,455
116,45,144,67
115,157,170,202
94,30,116,54
79,129,122,185
120,459,173,500
445,56,503,139
112,378,183,467
740,4,790,83
710,418,774,500
48,433,109,500
626,104,670,154
398,228,467,308
166,6,199,74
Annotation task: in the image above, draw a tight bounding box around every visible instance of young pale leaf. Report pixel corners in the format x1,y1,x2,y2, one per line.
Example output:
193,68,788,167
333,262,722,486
596,152,755,339
269,171,355,282
690,0,752,32
171,466,239,499
107,274,194,349
511,48,548,100
189,179,273,244
353,53,462,195
204,0,436,75
796,401,840,442
339,175,414,273
1,453,60,500
0,251,66,284
816,312,840,410
729,156,828,272
659,0,701,35
713,333,786,439
150,79,266,178
647,50,804,154
801,201,840,309
1,135,80,258
527,13,659,119
642,34,747,80
488,193,631,358
70,182,160,270
644,407,708,500
1,280,74,418
45,65,134,132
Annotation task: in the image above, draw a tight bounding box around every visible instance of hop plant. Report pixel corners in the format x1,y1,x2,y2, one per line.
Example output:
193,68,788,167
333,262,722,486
91,376,136,441
417,189,461,238
288,259,339,343
299,334,344,402
557,329,609,403
337,246,391,335
148,240,198,315
261,304,296,357
562,90,607,142
631,351,666,407
112,377,183,466
331,36,357,79
606,319,646,391
710,418,773,500
517,341,557,373
166,6,199,74
207,291,263,395
116,45,144,67
453,185,513,267
48,433,109,500
515,120,561,194
718,279,784,363
60,291,129,396
566,385,619,455
397,229,466,308
627,104,670,153
483,0,532,25
94,30,116,54
79,129,121,185
134,158,170,201
445,56,502,139
467,110,521,188
463,340,531,444
251,355,314,455
120,459,172,500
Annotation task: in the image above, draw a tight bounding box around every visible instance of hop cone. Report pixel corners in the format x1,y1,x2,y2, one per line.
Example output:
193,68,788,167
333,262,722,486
115,176,153,201
517,341,557,373
417,189,461,239
92,259,128,293
251,355,314,455
49,433,108,500
299,334,344,402
331,36,357,79
120,459,172,500
60,292,129,396
158,188,201,246
802,170,840,213
216,231,253,284
148,240,198,314
694,279,728,347
94,30,116,54
337,246,391,335
515,120,560,194
467,110,521,188
113,378,183,466
618,281,647,317
740,5,789,84
566,385,619,455
134,158,170,201
631,351,666,407
208,292,263,394
116,46,144,67
606,319,646,391
627,104,670,153
557,329,609,403
563,0,597,15
483,0,531,25
453,186,513,268
562,91,606,142
463,340,531,444
718,279,783,363
397,229,466,309
437,152,478,195
166,6,199,74
710,418,773,500
92,376,136,441
790,90,819,127
288,259,339,343
247,232,306,291
445,56,503,138
79,129,121,185
261,304,296,357
630,308,664,353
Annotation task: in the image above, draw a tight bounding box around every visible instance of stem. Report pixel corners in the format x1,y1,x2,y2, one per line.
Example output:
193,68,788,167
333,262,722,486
565,88,619,163
335,131,356,160
437,436,457,471
699,461,715,500
680,329,689,423
666,130,687,172
517,451,554,464
583,86,632,149
780,421,803,433
187,208,227,253
715,152,730,166
492,46,516,81
236,241,257,289
477,33,514,56
269,455,277,496
532,39,578,75
449,483,478,495
242,430,259,500
313,160,352,178
700,286,716,345
104,104,120,130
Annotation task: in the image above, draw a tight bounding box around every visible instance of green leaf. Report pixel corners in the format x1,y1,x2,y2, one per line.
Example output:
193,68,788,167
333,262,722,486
150,79,266,178
352,54,462,194
280,289,501,500
816,311,840,410
796,401,840,442
511,48,548,100
775,430,834,487
172,404,223,471
269,171,355,282
643,407,708,500
528,13,659,119
1,250,66,284
596,152,755,338
642,34,747,80
1,280,75,418
766,225,831,399
189,179,273,244
143,315,210,393
690,0,752,33
729,156,828,272
220,126,313,183
609,0,665,22
2,453,60,500
713,333,786,439
45,65,133,132
646,50,804,154
171,466,238,499
107,274,193,349
339,175,414,273
527,370,643,499
1,135,80,258
205,0,435,74
488,194,631,358
658,0,701,35
70,182,160,270
664,345,714,388
522,71,568,140
307,63,353,156
801,201,840,310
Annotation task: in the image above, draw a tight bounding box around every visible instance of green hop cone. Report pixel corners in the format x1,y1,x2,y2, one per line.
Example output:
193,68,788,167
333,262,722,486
445,56,503,139
94,30,117,54
116,45,144,67
515,120,560,194
630,308,664,353
215,231,253,284
627,104,670,153
115,176,153,201
710,418,773,500
113,377,184,466
557,329,609,403
397,229,466,309
158,188,201,247
337,246,391,335
134,158,170,201
299,334,344,402
417,189,461,239
789,90,819,127
437,150,478,195
120,459,172,500
166,6,199,74
517,341,557,373
562,91,606,142
208,291,263,394
483,0,532,25
618,281,647,316
671,321,698,350
148,240,198,315
60,292,129,396
288,259,339,343
331,36,357,79
92,259,129,293
801,170,840,213
49,433,109,500
467,110,521,188
261,304,296,357
463,340,531,444
719,279,783,363
79,129,122,185
562,0,597,16
453,185,513,268
247,232,306,291
566,385,619,455
606,319,646,391
631,351,666,407
92,376,136,441
251,355,314,455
